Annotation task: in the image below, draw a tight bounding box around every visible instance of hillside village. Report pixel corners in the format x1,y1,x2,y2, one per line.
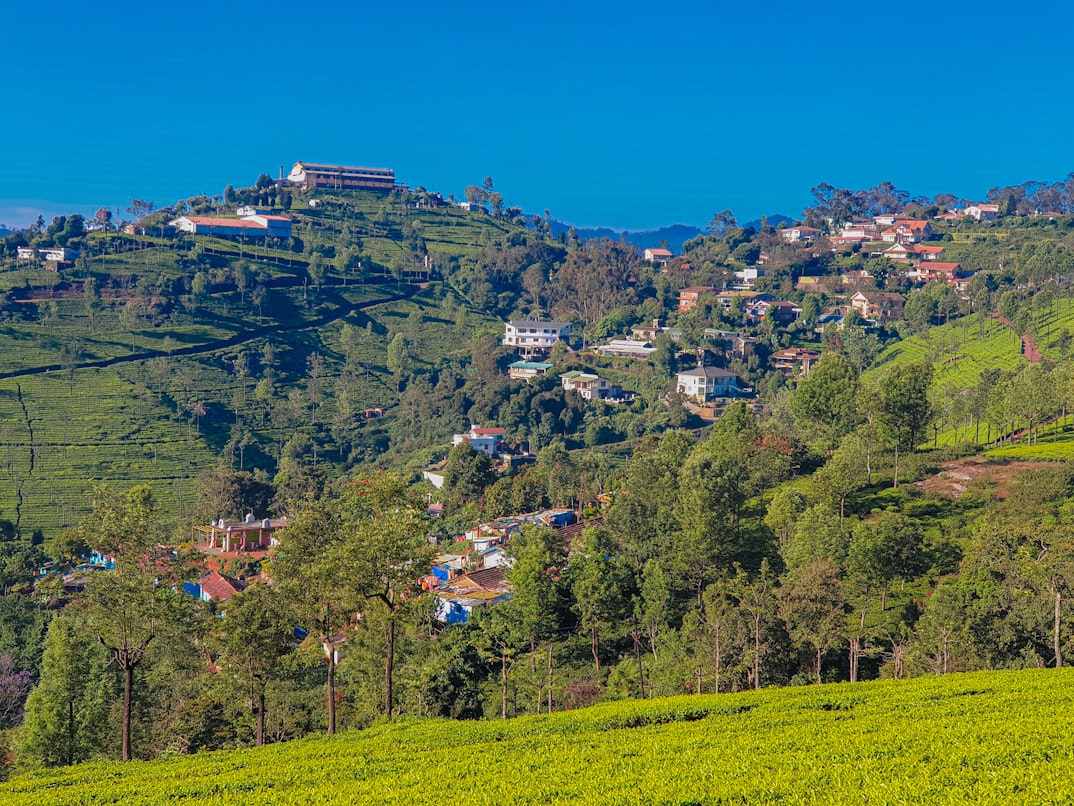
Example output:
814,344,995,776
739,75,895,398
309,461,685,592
6,164,1074,770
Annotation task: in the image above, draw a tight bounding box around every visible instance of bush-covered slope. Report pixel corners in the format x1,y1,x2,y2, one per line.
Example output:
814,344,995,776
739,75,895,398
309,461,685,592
6,668,1074,805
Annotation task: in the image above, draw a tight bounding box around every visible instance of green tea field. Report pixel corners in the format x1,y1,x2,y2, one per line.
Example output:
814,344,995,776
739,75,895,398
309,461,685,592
5,668,1074,805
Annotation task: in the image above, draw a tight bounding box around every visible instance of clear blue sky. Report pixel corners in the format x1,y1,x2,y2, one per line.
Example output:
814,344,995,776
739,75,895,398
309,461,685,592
3,1,1072,231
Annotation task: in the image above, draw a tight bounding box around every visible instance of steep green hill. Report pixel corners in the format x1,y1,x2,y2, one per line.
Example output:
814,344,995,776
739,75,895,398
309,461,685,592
0,191,517,534
5,668,1074,804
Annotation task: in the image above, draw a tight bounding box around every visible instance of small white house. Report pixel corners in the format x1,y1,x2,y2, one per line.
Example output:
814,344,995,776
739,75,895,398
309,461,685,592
452,426,506,456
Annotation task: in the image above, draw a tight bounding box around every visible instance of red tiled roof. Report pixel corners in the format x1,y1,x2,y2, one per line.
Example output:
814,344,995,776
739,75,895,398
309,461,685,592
184,216,267,229
471,427,506,436
923,262,961,272
199,571,245,603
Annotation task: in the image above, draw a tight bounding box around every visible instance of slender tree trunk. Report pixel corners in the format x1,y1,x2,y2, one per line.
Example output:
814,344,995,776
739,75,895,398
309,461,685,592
753,615,761,690
385,614,395,719
122,665,133,761
714,624,722,694
632,630,645,698
547,643,553,713
501,649,508,720
256,689,266,747
849,636,860,684
591,624,600,672
815,648,823,685
1055,589,1063,669
67,698,75,766
327,656,337,735
893,444,899,489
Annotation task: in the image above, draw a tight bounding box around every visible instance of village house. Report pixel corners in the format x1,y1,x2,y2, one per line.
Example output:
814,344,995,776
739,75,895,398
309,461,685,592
771,347,822,376
452,425,507,457
592,339,655,360
835,220,880,243
780,225,822,243
503,320,572,358
507,360,553,381
642,247,674,267
678,285,717,312
717,290,771,312
963,203,1000,221
675,366,743,401
748,299,802,324
435,567,512,625
631,320,664,341
194,571,246,604
560,371,630,401
732,266,764,289
912,261,963,285
849,291,906,323
170,214,292,239
881,220,932,244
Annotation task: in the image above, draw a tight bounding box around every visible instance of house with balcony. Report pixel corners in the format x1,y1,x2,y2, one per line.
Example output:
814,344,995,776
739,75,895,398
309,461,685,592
560,371,630,401
849,291,905,323
675,366,744,401
503,320,572,358
678,285,717,312
453,426,507,457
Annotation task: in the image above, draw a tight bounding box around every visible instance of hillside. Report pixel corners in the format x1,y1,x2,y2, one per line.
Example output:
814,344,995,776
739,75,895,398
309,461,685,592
5,668,1074,804
0,190,517,533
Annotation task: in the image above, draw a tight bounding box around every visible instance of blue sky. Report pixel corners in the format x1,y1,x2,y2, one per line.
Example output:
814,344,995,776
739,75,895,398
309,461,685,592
3,1,1072,231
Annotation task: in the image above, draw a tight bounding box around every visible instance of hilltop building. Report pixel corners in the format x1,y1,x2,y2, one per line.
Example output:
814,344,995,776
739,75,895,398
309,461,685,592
286,162,396,192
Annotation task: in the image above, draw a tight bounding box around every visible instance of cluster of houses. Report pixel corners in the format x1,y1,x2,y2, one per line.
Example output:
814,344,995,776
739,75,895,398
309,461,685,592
427,507,596,624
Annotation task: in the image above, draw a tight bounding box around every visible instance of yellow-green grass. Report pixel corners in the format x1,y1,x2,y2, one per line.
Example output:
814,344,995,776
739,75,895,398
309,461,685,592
6,668,1074,805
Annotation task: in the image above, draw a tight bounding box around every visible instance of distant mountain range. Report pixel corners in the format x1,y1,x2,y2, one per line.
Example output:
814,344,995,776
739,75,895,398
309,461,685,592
0,227,12,237
544,214,795,253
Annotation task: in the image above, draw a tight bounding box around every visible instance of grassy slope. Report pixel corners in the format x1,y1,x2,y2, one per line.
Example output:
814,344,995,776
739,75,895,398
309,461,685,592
5,668,1074,804
867,296,1074,454
0,194,511,533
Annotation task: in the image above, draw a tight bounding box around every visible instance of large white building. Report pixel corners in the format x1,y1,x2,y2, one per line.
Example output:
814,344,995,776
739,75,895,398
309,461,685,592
676,366,743,401
170,214,292,239
503,320,571,358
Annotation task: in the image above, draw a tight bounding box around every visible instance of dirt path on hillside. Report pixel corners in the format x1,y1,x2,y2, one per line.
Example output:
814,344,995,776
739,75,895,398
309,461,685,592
991,313,1040,362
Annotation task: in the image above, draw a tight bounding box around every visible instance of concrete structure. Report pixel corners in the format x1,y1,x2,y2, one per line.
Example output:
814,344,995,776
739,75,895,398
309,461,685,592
287,161,396,192
849,291,906,322
503,320,571,358
192,514,288,554
508,360,553,381
593,339,655,360
170,215,292,239
560,371,626,401
676,366,742,401
453,426,507,457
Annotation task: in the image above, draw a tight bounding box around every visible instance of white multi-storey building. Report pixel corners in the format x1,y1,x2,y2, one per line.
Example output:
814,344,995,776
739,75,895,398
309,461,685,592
503,320,571,358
